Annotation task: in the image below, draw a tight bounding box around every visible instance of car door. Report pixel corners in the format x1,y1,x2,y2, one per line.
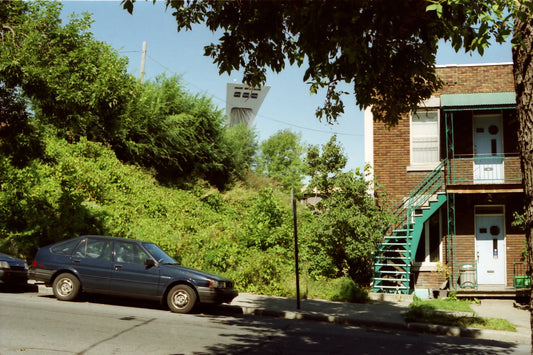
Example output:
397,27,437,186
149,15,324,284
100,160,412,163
71,237,113,292
110,241,161,299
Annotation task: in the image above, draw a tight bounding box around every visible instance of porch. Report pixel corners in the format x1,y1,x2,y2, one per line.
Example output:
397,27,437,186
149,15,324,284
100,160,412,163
456,285,520,299
445,155,523,193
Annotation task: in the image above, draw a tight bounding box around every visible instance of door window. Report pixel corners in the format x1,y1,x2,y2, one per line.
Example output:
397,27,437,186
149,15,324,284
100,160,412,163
74,238,112,261
114,241,149,265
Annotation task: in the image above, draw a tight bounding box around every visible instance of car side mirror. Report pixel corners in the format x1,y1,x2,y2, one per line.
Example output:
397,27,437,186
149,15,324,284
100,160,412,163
144,259,156,268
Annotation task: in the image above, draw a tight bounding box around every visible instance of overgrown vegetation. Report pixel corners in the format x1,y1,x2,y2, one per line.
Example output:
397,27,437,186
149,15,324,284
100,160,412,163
0,2,393,302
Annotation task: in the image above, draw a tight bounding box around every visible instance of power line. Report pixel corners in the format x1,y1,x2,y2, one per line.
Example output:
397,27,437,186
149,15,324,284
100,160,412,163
139,51,363,137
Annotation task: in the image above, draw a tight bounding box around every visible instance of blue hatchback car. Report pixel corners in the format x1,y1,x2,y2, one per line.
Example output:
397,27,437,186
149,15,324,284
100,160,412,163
29,235,237,313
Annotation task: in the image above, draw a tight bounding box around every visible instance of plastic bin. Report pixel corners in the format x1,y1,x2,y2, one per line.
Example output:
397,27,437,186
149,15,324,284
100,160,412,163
514,275,531,288
459,264,476,287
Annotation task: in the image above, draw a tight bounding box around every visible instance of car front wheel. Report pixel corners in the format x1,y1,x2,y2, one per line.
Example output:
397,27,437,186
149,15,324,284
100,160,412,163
167,284,197,314
53,273,80,301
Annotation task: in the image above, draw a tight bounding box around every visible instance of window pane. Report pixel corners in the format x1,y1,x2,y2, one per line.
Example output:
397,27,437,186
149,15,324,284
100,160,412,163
51,238,82,255
115,242,148,265
73,240,87,258
411,111,439,164
86,239,112,261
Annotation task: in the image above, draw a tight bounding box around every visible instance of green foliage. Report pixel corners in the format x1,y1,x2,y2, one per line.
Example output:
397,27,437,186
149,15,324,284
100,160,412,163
0,134,110,257
1,1,136,143
0,1,396,302
118,74,234,188
330,277,370,303
241,188,292,251
0,84,44,167
122,0,450,125
406,296,516,331
305,135,347,194
303,137,394,285
426,1,515,53
513,210,528,258
223,123,259,181
255,129,306,193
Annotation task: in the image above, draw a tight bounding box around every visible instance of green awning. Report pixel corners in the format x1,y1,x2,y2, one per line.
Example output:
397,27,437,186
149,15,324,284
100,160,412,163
441,92,516,111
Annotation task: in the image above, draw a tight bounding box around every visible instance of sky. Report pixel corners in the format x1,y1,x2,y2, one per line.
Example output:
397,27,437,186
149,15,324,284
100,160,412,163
60,1,513,171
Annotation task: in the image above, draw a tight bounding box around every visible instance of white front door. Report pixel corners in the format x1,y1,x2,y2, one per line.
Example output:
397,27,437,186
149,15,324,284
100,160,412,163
476,215,506,285
473,114,503,183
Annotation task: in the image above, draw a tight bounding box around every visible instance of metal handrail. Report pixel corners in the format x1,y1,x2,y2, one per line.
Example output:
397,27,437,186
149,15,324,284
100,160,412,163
447,154,522,185
390,160,447,230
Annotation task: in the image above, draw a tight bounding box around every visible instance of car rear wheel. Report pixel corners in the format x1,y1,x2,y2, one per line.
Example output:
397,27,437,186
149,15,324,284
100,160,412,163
167,284,197,314
53,273,80,301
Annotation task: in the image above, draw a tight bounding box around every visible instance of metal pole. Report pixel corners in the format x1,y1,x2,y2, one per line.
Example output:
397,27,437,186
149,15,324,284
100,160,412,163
292,174,301,310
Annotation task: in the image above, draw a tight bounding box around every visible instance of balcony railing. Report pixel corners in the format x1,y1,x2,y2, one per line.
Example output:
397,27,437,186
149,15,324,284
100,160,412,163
446,155,522,185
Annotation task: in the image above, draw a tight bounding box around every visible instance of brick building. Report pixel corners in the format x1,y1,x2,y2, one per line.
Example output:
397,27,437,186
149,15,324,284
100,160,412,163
364,63,526,295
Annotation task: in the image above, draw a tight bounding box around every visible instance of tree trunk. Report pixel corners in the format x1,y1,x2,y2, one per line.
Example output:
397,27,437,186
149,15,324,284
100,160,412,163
512,5,533,352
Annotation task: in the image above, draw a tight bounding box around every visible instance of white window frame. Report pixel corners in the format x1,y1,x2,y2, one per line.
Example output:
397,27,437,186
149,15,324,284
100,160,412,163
409,109,440,170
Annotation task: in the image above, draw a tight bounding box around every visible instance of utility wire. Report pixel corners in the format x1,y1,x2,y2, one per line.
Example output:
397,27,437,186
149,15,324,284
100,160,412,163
127,51,362,137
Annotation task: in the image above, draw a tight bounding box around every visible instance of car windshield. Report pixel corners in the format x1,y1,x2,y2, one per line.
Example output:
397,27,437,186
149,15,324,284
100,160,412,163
143,243,177,264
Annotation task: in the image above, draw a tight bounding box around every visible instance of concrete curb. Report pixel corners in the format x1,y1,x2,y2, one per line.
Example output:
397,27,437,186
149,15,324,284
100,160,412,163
31,282,529,344
227,304,530,344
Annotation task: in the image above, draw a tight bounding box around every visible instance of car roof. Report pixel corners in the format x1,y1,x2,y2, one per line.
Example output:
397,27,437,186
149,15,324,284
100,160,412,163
81,235,149,243
57,235,150,245
0,252,23,262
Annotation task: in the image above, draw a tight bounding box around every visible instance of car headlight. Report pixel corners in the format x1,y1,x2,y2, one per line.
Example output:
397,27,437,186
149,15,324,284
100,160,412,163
0,261,10,269
209,280,225,288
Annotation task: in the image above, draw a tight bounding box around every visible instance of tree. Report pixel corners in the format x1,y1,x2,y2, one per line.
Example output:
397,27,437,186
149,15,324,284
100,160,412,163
1,1,136,144
123,0,533,338
0,84,44,167
305,135,347,195
118,74,234,188
304,137,392,284
255,129,305,192
223,123,259,181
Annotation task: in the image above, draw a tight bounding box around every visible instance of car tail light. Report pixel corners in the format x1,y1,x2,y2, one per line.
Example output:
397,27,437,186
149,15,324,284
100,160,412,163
32,261,44,268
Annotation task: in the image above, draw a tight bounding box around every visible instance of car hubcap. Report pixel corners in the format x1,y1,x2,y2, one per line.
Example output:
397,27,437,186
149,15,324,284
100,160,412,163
172,290,189,308
57,278,73,296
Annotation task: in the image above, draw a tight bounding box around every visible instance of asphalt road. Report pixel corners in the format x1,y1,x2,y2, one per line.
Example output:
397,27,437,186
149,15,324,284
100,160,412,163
0,289,530,355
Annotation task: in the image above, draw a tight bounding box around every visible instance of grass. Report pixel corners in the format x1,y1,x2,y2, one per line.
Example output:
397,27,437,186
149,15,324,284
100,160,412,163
405,295,516,332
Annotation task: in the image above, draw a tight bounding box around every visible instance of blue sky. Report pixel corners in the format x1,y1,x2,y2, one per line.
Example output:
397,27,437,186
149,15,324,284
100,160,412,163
60,1,512,171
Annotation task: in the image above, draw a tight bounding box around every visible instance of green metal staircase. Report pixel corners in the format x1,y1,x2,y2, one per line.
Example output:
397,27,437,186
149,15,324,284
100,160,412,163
373,160,447,294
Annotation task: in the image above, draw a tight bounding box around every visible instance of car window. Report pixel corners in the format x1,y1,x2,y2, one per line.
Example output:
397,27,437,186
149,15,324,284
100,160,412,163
143,243,176,264
74,239,112,261
51,238,82,255
114,241,149,265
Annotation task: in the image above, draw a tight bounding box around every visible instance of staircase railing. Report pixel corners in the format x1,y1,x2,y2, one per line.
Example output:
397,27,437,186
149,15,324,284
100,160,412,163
389,159,447,231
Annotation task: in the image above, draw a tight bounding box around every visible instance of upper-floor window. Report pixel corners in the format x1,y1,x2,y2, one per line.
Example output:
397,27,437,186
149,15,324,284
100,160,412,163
411,110,439,166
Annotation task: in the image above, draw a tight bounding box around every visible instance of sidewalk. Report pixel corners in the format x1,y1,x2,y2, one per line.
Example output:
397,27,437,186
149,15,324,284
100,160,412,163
226,292,531,345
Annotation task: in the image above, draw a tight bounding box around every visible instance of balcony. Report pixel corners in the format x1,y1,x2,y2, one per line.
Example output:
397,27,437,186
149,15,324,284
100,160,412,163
446,155,523,193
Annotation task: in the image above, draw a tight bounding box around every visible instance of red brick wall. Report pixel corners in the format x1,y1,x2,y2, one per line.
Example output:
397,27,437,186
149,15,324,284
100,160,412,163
374,64,523,290
374,64,515,203
412,269,447,289
507,234,527,286
436,64,514,95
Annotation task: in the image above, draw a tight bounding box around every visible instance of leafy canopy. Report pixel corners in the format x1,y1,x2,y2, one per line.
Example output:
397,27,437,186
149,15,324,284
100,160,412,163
1,1,136,143
121,0,510,126
255,129,306,192
302,137,393,283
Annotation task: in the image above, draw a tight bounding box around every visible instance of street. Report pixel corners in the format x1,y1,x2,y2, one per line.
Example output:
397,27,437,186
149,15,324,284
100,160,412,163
0,289,530,355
